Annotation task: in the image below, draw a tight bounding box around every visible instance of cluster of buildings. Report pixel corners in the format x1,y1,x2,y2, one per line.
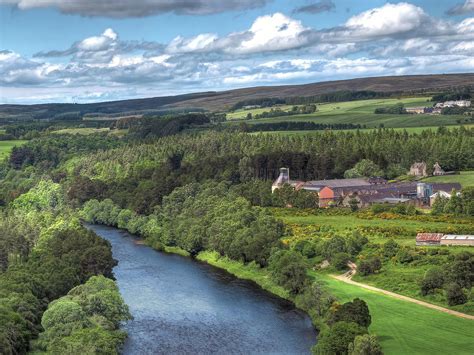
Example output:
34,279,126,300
272,166,460,209
405,100,471,115
416,233,474,247
409,162,451,177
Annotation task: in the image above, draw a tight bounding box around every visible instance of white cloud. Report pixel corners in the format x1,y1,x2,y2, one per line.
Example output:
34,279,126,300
447,0,474,15
78,28,117,51
345,2,429,37
235,13,310,53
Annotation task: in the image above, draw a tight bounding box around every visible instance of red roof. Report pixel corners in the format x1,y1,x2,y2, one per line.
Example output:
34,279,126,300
416,233,444,242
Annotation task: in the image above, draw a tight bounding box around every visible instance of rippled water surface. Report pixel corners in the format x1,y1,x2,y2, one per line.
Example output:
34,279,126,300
89,224,317,354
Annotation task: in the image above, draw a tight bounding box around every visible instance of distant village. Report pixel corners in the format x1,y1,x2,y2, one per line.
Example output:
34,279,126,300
405,100,471,115
272,163,473,247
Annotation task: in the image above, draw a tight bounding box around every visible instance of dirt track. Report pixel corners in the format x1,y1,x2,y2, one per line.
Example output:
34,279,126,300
331,262,474,321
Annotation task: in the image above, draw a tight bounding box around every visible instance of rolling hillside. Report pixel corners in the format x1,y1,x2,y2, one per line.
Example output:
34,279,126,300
1,73,473,121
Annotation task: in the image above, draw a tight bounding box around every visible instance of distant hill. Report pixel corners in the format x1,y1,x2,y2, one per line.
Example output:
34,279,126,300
1,73,473,121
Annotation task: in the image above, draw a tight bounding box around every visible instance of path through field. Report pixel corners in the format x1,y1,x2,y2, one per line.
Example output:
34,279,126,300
331,263,474,321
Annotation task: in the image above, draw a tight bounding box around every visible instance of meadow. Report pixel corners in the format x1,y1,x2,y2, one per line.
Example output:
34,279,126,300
275,210,472,245
252,124,473,136
276,208,474,314
422,171,474,187
0,140,27,159
316,273,474,355
51,127,128,136
227,97,469,128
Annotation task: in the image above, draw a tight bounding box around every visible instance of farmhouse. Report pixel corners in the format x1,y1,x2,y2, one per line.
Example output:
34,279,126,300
432,162,445,176
416,233,444,246
405,107,426,114
440,235,474,246
409,162,427,177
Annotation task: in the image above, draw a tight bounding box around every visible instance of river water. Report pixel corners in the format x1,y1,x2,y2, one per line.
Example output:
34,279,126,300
88,224,317,354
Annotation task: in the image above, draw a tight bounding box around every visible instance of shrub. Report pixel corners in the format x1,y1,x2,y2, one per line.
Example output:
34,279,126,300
269,250,309,294
328,298,372,328
382,240,399,258
359,258,382,276
314,321,367,355
445,283,467,306
333,252,351,271
420,268,445,296
348,334,383,355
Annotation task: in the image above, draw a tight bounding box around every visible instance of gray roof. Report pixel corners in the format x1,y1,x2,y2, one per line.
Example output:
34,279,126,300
304,178,371,189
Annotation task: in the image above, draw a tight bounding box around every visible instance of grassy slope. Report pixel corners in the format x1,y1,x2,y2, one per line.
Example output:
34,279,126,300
229,98,467,128
253,125,473,135
197,250,474,355
316,273,474,355
0,140,27,159
278,209,474,313
422,171,474,187
277,212,471,245
51,128,128,136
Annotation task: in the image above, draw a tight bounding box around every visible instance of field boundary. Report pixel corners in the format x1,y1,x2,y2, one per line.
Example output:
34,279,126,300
330,271,474,321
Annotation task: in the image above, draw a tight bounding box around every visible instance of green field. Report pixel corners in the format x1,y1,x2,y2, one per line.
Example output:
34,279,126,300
252,125,473,136
197,250,474,354
0,140,27,159
228,98,468,128
423,171,474,187
51,128,128,136
276,211,472,245
227,105,295,120
316,274,474,355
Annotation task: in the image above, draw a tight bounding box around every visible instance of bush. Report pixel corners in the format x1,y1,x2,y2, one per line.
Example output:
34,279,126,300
382,240,399,258
396,249,414,264
348,334,383,355
445,283,467,306
359,258,382,276
269,250,309,294
314,321,367,355
328,298,372,328
420,268,445,296
333,252,351,271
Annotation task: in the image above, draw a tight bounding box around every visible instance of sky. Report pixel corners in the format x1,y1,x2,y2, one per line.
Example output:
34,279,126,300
0,0,473,104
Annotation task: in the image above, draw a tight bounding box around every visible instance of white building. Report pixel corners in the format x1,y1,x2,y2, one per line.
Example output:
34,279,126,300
435,100,471,108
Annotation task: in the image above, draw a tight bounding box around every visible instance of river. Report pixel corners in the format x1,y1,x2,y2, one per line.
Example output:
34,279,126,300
88,224,317,354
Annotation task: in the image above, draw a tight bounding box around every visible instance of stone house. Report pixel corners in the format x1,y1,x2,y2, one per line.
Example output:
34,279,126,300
409,162,427,177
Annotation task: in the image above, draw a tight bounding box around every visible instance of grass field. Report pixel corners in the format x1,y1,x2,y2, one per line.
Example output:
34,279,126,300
197,250,474,354
0,140,27,159
228,97,469,128
422,171,474,187
315,273,474,355
275,211,472,245
252,125,473,136
51,128,128,136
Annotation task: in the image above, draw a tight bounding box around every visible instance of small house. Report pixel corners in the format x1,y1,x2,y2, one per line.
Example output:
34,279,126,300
406,107,426,114
409,162,427,177
432,162,446,176
416,233,443,246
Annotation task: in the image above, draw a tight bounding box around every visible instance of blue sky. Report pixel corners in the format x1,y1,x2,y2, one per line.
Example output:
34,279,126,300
1,0,473,104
